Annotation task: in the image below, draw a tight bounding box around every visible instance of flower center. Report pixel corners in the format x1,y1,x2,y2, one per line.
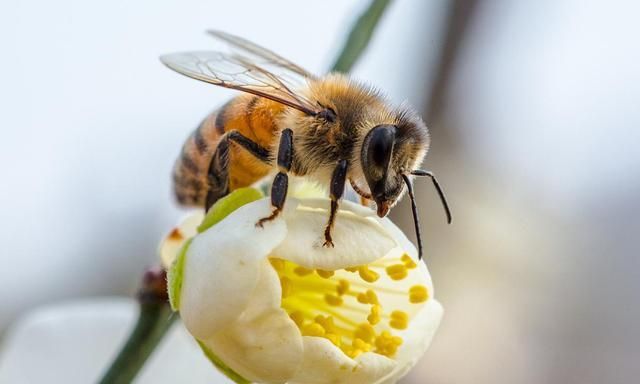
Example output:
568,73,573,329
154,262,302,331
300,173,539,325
269,254,429,359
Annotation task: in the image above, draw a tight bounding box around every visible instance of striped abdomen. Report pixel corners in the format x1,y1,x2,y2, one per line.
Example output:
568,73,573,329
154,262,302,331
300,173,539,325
173,94,286,206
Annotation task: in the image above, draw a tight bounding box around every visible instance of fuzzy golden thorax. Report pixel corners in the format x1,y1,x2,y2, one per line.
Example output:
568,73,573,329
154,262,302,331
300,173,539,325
279,73,430,212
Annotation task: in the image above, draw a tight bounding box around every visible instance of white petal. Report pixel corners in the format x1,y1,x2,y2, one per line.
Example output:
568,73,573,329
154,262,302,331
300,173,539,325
159,212,203,268
289,337,396,384
203,263,303,383
274,199,398,270
180,199,287,339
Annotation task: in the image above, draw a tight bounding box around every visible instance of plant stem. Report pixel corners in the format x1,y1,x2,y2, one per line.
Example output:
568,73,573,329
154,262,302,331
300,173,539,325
99,267,175,384
331,0,393,73
99,1,393,382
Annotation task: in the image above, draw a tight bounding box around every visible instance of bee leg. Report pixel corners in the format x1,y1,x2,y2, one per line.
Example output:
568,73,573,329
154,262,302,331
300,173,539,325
256,128,293,228
205,134,231,211
227,130,271,162
323,159,348,248
205,130,271,211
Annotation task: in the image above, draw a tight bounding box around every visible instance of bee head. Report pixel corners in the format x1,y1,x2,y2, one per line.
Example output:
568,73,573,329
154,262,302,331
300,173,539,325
361,110,430,217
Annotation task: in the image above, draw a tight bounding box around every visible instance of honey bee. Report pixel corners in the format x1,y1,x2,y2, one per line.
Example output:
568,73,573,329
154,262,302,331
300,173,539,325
162,31,451,259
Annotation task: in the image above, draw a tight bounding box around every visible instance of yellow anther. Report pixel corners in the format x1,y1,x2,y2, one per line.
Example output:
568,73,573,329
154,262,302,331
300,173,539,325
280,276,292,298
345,266,359,273
289,311,305,328
358,266,380,283
336,279,350,296
302,322,326,337
352,338,372,352
324,293,343,306
366,289,379,304
354,323,376,343
409,285,429,303
367,304,381,325
315,315,337,334
401,253,417,269
269,258,286,272
345,347,363,359
389,310,409,330
375,331,403,357
324,333,342,347
294,266,314,276
356,289,379,305
385,264,408,280
316,269,335,278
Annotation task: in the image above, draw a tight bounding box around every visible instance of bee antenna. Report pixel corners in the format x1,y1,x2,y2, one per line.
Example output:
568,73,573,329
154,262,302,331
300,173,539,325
401,174,424,260
410,170,452,224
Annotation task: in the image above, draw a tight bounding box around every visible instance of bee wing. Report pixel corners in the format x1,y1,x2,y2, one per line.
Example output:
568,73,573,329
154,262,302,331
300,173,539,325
206,30,318,80
161,51,320,116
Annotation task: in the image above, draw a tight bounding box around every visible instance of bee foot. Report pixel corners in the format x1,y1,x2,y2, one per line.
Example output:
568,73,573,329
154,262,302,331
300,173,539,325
255,208,280,228
323,238,335,248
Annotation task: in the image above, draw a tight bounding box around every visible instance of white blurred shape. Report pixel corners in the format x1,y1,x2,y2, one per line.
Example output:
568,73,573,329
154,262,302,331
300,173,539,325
0,298,225,383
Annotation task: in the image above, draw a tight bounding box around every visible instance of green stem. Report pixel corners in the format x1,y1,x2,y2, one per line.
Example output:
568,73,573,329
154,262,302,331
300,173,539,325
331,0,393,73
99,304,175,384
99,1,393,382
99,267,175,384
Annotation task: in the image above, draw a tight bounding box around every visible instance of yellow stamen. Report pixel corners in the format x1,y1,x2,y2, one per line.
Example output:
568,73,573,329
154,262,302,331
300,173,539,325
275,258,418,360
294,266,314,276
336,279,350,296
409,285,429,303
345,266,359,273
367,304,381,325
316,269,335,278
358,266,380,283
345,347,363,359
289,311,305,327
389,310,409,330
401,253,417,269
302,322,325,337
354,323,376,343
356,289,379,305
385,264,408,280
325,294,343,306
324,333,342,347
352,338,373,352
280,276,292,298
375,330,403,357
269,258,286,272
366,289,379,305
315,315,337,334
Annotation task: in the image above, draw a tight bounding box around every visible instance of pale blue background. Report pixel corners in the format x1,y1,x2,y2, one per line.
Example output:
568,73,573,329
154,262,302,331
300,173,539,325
1,0,639,383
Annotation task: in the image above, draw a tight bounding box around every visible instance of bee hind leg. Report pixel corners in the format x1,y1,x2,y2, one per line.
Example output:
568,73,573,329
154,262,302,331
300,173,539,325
323,160,348,248
205,130,271,211
256,128,293,228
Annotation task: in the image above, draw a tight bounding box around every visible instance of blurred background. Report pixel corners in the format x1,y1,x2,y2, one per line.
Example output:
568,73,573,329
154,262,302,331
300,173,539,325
1,0,639,383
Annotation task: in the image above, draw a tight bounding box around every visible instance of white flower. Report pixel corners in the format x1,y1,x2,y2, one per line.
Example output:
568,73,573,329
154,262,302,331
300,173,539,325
161,188,443,384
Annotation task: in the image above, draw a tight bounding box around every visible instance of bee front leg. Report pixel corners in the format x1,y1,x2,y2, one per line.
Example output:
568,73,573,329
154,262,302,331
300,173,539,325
256,128,293,228
323,159,348,248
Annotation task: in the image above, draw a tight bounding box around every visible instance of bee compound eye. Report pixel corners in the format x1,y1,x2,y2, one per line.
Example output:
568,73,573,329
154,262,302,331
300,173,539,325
366,124,397,169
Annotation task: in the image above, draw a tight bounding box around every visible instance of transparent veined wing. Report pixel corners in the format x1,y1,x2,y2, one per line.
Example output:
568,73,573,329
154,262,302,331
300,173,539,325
161,50,320,116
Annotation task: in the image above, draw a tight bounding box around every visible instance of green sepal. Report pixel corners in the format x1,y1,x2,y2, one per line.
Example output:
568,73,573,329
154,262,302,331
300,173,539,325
167,238,192,311
197,340,251,384
197,187,264,233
